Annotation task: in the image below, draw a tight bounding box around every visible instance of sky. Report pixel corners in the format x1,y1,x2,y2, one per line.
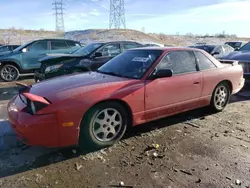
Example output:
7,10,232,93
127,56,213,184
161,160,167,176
0,0,249,37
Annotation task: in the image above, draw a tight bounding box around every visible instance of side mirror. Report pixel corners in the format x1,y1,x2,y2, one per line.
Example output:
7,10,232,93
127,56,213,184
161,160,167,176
94,52,102,58
211,51,220,56
22,48,27,53
151,69,173,79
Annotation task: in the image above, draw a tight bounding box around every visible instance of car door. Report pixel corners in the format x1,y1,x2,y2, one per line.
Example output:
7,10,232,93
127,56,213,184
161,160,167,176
145,50,203,121
90,43,121,70
194,51,219,100
21,40,50,70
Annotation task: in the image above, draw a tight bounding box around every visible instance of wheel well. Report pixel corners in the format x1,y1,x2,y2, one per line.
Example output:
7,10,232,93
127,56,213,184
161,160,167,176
0,61,20,71
84,99,133,127
219,80,233,94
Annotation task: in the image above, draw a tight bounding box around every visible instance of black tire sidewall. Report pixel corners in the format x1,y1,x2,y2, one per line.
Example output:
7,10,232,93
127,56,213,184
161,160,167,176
0,64,19,82
211,82,230,112
79,102,128,150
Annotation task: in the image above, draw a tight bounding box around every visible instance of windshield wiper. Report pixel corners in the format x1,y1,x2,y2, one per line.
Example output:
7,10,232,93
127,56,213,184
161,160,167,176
96,70,124,77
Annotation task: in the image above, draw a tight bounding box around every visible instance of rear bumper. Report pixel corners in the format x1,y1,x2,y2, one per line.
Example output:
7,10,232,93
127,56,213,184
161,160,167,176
232,77,245,94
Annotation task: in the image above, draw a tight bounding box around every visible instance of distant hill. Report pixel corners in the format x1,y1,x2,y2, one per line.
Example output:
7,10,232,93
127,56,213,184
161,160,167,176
0,29,63,45
65,29,249,46
0,28,248,46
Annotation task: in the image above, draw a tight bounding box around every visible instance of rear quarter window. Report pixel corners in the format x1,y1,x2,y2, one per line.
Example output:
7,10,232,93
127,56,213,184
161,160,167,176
194,51,216,70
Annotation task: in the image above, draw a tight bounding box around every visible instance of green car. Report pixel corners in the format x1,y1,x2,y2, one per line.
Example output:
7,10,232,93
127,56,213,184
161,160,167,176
0,39,81,82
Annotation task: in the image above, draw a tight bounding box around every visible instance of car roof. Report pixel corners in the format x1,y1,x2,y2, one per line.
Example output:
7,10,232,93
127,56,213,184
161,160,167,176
130,47,205,52
32,38,79,43
89,41,141,44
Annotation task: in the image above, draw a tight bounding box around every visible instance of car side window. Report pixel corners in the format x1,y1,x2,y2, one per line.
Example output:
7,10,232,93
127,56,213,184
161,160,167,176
29,41,48,51
123,43,139,50
97,44,121,57
194,51,216,70
223,45,233,53
213,46,223,54
51,41,68,50
157,51,197,75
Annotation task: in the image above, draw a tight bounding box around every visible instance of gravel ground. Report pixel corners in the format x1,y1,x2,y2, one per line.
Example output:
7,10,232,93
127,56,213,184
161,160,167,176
0,79,250,188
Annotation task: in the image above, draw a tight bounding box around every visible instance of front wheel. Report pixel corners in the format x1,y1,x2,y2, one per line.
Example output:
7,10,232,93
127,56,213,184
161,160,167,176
0,64,20,82
79,102,128,151
210,82,230,112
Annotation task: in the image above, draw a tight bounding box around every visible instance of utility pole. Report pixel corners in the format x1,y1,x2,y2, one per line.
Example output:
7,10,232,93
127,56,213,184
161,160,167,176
109,0,126,29
53,0,65,32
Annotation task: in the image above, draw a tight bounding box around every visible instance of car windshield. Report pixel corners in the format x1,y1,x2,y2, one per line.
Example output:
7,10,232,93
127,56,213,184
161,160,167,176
97,49,163,79
190,45,215,53
13,41,33,52
74,43,103,55
239,42,250,51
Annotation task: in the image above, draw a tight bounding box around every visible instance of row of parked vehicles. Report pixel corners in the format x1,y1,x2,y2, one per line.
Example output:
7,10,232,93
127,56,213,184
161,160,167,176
0,39,249,82
7,37,245,151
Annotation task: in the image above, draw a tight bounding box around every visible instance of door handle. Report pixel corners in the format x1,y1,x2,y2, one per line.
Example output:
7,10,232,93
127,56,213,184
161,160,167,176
194,81,200,85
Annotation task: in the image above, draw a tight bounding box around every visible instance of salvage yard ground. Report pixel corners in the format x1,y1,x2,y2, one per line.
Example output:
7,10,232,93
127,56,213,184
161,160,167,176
0,79,250,188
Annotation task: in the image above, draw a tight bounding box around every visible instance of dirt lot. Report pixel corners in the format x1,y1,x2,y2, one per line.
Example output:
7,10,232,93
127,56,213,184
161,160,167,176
0,79,250,188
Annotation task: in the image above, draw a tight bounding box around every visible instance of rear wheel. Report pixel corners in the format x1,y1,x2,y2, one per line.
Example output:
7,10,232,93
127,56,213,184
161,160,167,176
79,102,128,151
210,82,230,112
0,64,20,82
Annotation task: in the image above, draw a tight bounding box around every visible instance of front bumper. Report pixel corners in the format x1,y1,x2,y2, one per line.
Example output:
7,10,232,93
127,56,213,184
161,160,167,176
34,71,45,82
7,96,59,147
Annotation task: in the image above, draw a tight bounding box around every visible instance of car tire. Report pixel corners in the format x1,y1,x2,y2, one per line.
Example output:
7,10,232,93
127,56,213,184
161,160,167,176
79,102,128,151
210,82,231,112
0,64,20,82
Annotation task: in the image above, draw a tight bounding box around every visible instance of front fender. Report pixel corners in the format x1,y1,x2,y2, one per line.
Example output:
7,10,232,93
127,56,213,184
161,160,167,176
0,58,22,69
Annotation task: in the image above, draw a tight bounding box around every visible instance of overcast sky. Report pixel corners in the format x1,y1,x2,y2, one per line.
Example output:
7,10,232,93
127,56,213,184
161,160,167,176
0,0,249,37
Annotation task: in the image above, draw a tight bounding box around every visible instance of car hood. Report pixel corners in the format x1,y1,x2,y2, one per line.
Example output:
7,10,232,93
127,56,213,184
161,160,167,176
0,51,17,58
220,51,250,62
39,53,84,62
29,72,134,101
0,51,12,57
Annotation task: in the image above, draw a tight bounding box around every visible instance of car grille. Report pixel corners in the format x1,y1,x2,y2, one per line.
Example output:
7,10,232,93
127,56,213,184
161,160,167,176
239,62,250,74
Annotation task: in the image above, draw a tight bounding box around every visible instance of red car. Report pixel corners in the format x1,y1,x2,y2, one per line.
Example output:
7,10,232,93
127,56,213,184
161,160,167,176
7,47,245,150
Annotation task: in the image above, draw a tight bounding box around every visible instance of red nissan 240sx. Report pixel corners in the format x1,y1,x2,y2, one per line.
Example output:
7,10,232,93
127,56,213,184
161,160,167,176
7,47,245,150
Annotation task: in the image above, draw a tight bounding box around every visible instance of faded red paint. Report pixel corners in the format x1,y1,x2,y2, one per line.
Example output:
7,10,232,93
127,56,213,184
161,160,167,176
7,48,245,148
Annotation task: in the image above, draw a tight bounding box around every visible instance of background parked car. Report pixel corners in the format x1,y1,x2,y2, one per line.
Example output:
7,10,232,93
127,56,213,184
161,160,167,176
34,41,143,82
0,45,20,57
225,41,246,50
219,41,250,80
0,45,19,53
0,39,81,82
188,44,234,59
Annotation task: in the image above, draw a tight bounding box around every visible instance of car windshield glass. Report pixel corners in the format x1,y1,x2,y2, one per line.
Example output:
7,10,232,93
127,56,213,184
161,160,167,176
74,43,102,55
190,46,215,53
239,42,250,51
97,49,163,79
13,41,33,52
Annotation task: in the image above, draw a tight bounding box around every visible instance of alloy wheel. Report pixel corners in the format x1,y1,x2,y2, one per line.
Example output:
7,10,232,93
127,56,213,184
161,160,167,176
92,108,123,142
214,85,228,110
1,65,18,81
